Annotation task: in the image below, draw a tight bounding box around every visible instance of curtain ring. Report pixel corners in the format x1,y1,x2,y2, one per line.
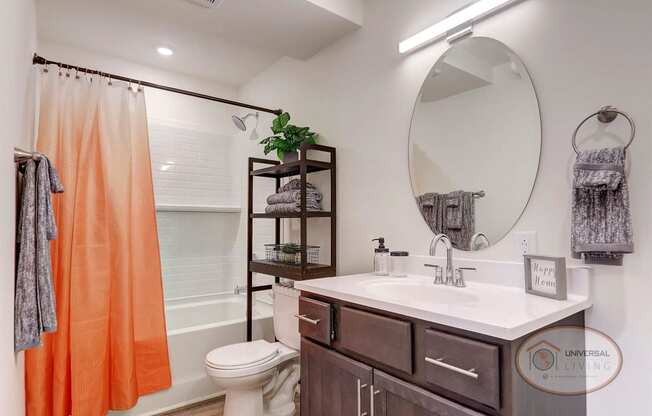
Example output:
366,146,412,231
65,64,71,78
128,79,133,92
75,68,80,80
137,80,143,92
58,64,62,77
108,74,113,86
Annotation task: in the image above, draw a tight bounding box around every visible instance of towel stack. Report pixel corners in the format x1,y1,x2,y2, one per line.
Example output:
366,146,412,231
265,179,323,214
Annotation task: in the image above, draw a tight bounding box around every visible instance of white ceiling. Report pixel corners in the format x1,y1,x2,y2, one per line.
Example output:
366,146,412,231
36,0,363,86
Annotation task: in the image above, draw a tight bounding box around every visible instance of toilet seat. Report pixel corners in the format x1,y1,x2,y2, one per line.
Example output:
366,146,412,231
205,340,299,379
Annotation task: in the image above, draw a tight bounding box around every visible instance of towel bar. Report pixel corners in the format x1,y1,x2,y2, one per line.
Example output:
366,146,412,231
572,106,635,155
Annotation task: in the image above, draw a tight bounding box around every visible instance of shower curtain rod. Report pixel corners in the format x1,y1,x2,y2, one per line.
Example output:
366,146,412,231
32,54,283,116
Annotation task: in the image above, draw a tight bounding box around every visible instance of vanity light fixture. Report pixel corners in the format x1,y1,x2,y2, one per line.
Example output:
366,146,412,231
156,46,174,56
398,0,521,54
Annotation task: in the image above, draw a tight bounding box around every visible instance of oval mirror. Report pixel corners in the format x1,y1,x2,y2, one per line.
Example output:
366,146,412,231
409,37,541,251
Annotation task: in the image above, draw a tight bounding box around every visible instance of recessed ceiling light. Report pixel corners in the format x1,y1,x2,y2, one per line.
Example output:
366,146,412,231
157,46,174,56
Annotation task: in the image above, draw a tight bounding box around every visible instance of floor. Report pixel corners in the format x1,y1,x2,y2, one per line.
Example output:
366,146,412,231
160,396,300,416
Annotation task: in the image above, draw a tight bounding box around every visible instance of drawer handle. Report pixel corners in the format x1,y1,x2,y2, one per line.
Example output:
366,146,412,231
370,384,380,416
425,357,479,380
357,379,368,416
295,314,321,325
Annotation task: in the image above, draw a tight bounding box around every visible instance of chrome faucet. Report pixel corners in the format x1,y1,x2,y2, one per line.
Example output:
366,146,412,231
429,234,454,285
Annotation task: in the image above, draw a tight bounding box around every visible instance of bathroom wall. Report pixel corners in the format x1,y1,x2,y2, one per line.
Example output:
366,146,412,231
0,0,37,415
239,0,652,414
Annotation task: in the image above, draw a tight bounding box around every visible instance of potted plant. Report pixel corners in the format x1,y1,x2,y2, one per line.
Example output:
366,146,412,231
260,112,318,163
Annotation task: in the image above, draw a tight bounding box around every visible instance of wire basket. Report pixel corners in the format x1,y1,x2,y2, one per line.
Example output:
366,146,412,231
264,244,320,265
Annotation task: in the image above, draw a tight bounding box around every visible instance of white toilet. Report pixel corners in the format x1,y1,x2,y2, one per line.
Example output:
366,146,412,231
205,284,301,416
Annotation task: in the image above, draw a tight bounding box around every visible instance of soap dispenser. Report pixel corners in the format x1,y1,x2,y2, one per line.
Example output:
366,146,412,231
372,237,390,276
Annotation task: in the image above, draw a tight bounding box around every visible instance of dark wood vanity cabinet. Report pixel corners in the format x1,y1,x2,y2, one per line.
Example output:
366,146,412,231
298,294,587,416
301,338,372,416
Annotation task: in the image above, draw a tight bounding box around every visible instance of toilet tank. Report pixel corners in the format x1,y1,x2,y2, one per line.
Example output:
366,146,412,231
272,284,300,350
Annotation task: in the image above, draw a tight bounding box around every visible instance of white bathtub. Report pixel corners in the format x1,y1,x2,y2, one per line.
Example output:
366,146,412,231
111,293,274,416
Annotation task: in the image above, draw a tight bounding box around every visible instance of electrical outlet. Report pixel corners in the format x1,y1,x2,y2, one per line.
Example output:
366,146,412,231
513,231,537,257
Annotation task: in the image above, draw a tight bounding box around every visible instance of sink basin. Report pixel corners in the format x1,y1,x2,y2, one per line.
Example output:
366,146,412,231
358,278,479,306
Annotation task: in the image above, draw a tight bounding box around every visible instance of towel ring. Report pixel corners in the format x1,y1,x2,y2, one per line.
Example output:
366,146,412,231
572,106,636,155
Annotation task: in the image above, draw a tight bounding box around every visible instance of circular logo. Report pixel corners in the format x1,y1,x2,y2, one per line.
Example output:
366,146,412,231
516,326,622,395
532,348,555,371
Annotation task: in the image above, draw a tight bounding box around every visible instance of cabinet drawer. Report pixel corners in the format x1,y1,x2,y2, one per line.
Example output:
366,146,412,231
374,370,486,416
298,296,332,345
423,329,500,409
339,307,412,374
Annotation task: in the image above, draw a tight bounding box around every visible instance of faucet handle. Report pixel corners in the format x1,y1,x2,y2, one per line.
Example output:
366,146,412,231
425,264,444,285
453,267,476,288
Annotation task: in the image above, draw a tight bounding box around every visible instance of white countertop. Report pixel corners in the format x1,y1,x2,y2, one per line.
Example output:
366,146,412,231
295,273,593,341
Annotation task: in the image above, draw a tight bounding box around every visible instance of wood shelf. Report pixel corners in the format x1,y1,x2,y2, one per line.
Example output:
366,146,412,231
249,260,335,281
246,143,337,341
250,159,332,178
250,211,333,219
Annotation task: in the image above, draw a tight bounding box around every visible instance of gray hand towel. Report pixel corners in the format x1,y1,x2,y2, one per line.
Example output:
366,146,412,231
571,147,633,265
15,157,63,351
443,191,475,250
416,193,445,235
416,191,475,250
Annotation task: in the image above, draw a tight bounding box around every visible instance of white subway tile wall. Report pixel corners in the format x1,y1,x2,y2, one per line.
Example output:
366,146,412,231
148,119,272,300
149,120,239,207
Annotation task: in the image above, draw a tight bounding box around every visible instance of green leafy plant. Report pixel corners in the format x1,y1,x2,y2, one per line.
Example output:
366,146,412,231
281,243,301,254
260,112,318,160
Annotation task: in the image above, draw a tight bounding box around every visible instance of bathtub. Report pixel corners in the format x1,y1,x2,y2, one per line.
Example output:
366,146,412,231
111,293,274,416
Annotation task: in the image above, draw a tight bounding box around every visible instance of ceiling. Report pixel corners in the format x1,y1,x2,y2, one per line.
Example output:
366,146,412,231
36,0,363,86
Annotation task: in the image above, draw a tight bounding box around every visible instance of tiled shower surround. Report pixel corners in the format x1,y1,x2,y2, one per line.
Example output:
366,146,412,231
148,119,274,300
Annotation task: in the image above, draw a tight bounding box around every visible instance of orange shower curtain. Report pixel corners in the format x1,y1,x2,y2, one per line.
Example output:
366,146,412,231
25,69,171,415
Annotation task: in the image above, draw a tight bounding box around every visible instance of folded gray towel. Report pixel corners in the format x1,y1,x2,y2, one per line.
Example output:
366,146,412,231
571,147,633,265
265,202,321,214
267,189,322,205
279,179,317,193
15,157,64,351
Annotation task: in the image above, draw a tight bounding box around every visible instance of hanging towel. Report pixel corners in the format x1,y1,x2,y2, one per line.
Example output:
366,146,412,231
444,191,475,250
15,157,63,351
571,147,633,265
416,193,445,235
416,191,475,249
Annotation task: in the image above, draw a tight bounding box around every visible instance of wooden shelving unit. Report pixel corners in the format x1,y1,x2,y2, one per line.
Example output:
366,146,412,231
246,143,336,341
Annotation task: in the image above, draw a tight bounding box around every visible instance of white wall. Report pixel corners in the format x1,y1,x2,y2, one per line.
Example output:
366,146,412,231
0,1,37,415
239,0,652,414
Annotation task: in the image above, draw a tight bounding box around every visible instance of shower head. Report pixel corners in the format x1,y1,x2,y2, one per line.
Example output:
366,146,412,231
232,112,258,131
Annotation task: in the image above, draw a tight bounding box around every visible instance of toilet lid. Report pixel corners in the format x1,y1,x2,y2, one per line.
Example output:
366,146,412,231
205,340,279,370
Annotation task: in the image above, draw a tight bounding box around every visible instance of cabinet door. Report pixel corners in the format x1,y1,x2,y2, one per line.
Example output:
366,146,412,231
301,338,373,416
372,370,486,416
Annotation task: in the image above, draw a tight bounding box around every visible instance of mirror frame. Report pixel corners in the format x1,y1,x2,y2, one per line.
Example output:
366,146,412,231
407,36,543,251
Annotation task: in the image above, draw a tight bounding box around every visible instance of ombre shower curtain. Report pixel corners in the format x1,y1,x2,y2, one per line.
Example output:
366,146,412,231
25,68,171,415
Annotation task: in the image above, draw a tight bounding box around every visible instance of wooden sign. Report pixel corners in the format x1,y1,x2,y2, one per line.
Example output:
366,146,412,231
524,255,567,300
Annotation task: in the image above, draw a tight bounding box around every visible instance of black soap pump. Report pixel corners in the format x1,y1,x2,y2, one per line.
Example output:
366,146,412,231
372,237,390,276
